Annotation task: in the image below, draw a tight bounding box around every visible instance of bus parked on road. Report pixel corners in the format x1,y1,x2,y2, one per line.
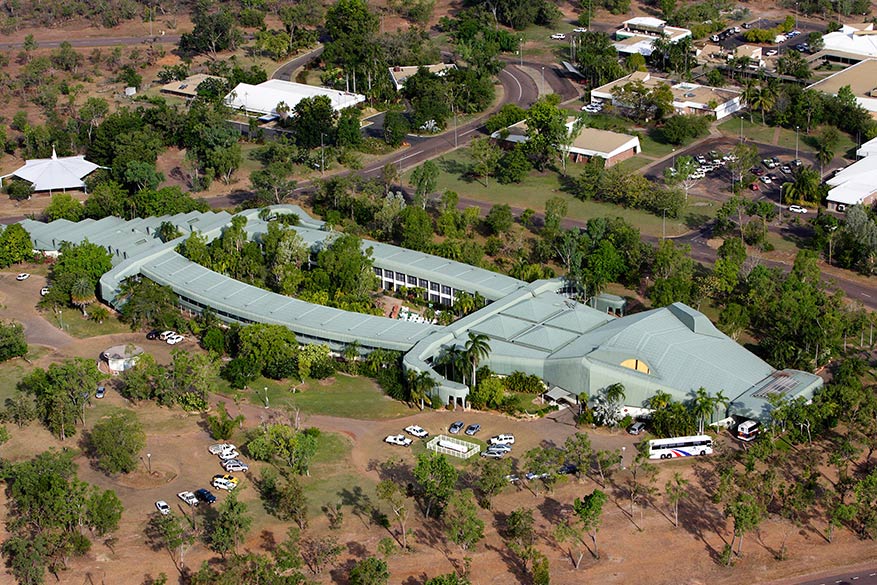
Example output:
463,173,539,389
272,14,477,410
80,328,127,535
648,435,714,460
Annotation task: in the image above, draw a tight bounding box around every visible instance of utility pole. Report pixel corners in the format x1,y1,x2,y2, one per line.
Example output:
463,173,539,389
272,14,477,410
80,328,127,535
541,66,545,95
795,126,800,160
519,37,523,66
320,133,325,175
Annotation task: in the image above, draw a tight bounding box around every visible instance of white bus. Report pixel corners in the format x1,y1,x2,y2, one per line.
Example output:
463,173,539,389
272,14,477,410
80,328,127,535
648,435,713,460
735,420,760,442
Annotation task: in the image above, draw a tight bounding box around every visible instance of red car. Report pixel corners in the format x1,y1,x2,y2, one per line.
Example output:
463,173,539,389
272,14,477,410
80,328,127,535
750,182,760,191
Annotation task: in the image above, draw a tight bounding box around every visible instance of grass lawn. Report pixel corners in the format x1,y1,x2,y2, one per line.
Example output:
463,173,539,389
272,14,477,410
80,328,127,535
717,117,777,144
216,373,416,420
613,155,652,173
638,134,679,158
42,306,131,339
0,347,49,402
415,151,713,238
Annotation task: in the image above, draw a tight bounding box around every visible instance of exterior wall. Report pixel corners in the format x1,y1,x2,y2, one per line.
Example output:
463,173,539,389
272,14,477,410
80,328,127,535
827,192,876,211
604,146,637,167
373,266,458,305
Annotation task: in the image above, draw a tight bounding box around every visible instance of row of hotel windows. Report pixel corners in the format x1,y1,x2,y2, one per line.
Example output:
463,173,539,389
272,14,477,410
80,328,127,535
373,267,456,304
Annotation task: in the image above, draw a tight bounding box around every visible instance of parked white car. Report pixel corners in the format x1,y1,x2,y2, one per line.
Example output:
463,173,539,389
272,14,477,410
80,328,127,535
218,449,241,460
222,460,249,472
177,491,199,506
788,204,808,214
166,334,185,345
489,434,516,445
404,425,429,438
573,27,587,33
209,443,237,455
550,33,566,40
40,286,50,296
15,273,29,281
212,477,237,491
384,434,413,447
155,500,171,515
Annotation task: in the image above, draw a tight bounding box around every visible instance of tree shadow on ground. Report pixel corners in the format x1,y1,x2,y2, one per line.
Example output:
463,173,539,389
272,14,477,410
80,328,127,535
329,556,357,584
484,542,530,583
537,496,568,525
684,212,713,231
337,485,379,528
259,529,276,552
437,157,475,183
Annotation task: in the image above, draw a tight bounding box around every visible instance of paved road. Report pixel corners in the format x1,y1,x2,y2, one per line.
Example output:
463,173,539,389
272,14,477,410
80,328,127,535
270,45,324,82
793,568,877,585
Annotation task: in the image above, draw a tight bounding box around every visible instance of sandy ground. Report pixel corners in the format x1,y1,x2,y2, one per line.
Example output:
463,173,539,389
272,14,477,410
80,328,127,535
0,270,875,585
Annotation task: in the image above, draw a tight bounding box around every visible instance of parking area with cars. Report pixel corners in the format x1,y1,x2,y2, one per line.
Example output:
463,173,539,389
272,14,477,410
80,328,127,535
646,136,821,211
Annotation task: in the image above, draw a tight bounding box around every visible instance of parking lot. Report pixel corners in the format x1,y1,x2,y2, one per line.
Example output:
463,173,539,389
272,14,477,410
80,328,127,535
646,136,820,207
716,17,824,55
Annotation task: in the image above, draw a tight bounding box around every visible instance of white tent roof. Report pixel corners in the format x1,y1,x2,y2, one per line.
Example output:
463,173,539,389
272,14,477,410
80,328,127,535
1,148,102,191
827,154,877,204
857,135,877,158
822,29,877,58
224,79,365,115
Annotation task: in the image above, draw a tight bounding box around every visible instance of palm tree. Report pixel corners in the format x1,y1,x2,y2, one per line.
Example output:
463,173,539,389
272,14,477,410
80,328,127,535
343,341,361,374
603,383,626,407
453,292,475,317
407,370,437,410
70,277,95,316
645,390,672,411
464,332,491,389
690,387,715,435
713,390,730,424
741,79,758,120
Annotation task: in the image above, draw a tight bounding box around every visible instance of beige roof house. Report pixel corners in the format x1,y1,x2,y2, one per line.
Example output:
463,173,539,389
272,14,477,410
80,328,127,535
160,74,224,98
591,71,743,120
490,120,641,166
389,63,456,91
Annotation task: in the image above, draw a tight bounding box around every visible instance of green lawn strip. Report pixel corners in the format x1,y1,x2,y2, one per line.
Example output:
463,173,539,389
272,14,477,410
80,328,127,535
418,152,700,237
216,373,416,420
302,472,380,519
0,347,49,402
41,306,131,338
285,375,416,419
613,155,652,173
638,134,679,158
717,117,775,143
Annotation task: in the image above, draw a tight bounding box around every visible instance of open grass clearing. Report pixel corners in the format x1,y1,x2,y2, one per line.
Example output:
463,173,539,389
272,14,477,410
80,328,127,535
0,347,50,402
717,117,777,143
216,373,416,420
416,151,716,238
41,306,131,338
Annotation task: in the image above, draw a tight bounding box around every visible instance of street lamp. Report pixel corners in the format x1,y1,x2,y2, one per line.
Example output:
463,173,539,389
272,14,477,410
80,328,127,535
146,453,152,474
263,386,269,409
320,132,326,175
621,446,626,470
519,36,523,66
541,66,545,95
795,126,799,161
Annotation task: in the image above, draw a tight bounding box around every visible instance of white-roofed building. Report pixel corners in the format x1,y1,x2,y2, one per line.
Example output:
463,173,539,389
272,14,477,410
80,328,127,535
388,63,456,91
806,59,877,119
0,147,105,193
224,79,365,116
826,151,877,211
821,23,877,59
491,119,641,167
614,16,691,56
856,135,877,157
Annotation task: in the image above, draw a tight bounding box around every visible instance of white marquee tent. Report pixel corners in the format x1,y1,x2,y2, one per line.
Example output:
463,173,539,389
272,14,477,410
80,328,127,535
224,79,365,116
0,148,105,193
